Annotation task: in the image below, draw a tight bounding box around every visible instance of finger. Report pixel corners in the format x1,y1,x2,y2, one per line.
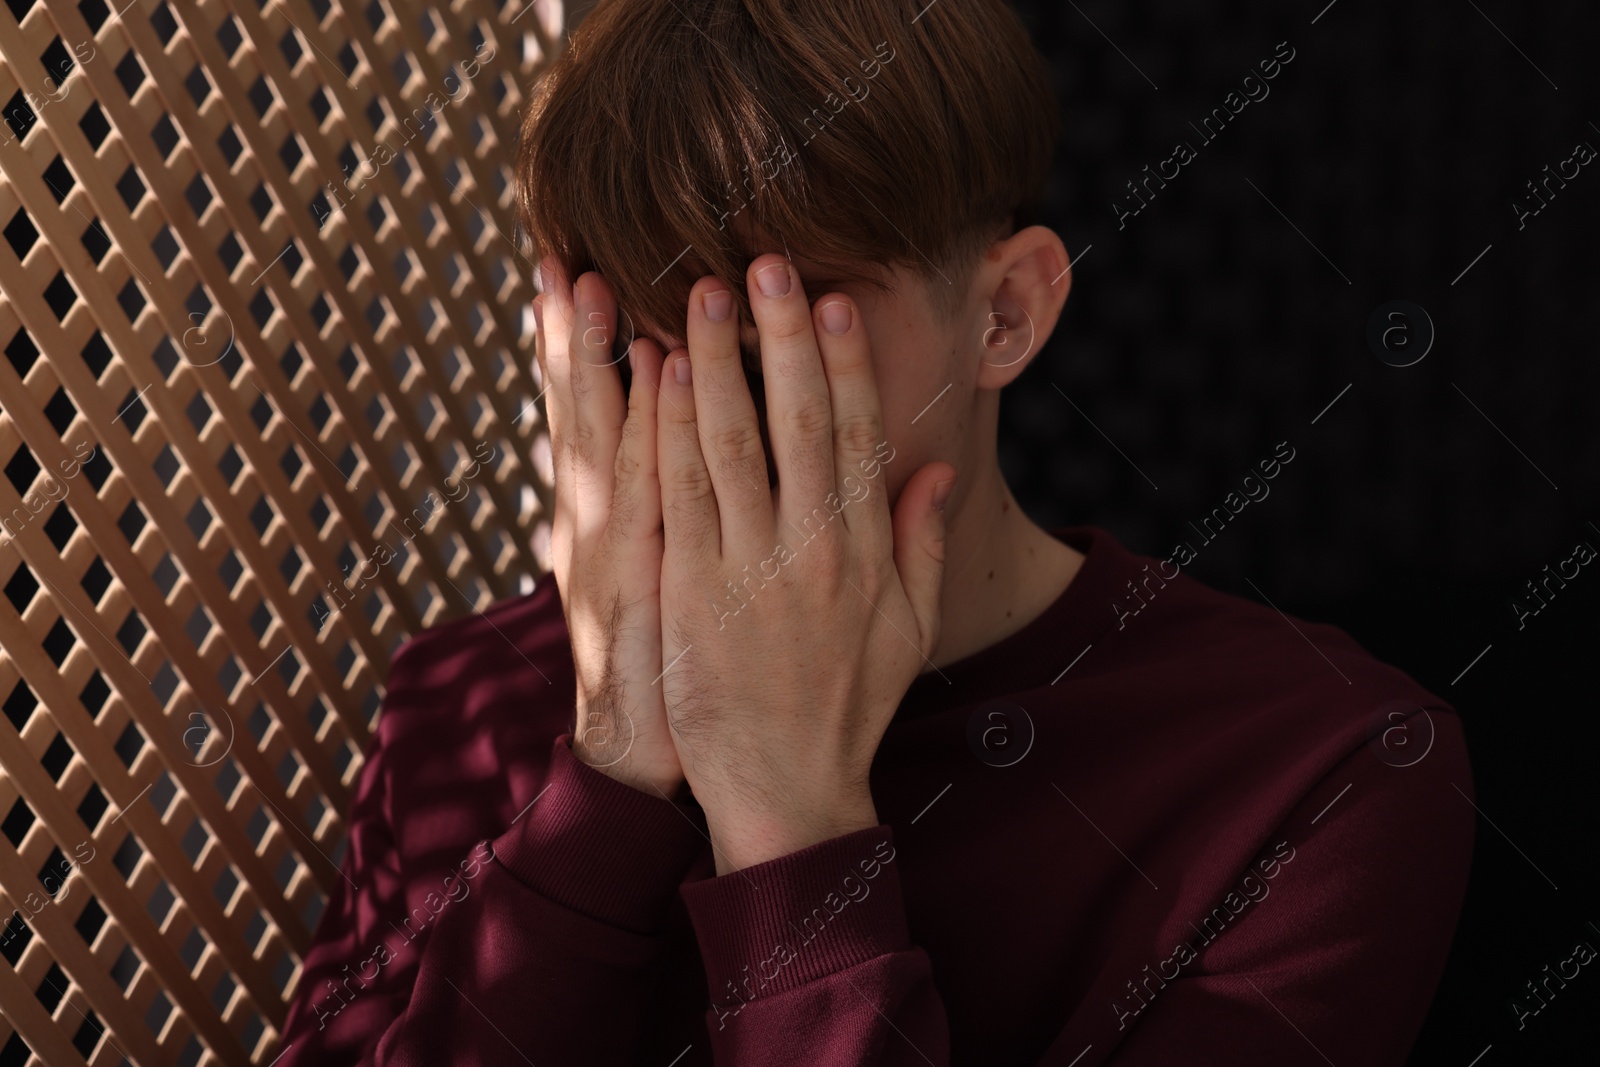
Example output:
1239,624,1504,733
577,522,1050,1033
812,294,891,554
563,272,629,544
539,259,579,574
892,463,957,656
532,293,550,384
746,255,836,517
657,347,722,562
686,276,772,553
536,257,574,418
610,337,665,554
532,293,574,584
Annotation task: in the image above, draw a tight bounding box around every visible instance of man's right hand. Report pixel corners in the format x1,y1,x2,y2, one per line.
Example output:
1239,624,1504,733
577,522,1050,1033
534,258,683,797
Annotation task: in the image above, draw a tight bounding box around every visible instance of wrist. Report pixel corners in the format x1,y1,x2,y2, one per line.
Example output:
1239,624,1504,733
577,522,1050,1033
707,796,879,874
570,736,685,800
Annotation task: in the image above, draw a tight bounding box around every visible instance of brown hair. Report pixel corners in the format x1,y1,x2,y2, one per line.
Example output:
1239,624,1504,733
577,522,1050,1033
515,0,1060,345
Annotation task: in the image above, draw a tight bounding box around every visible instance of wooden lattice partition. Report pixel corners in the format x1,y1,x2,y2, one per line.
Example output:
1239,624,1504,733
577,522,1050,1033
0,0,568,1062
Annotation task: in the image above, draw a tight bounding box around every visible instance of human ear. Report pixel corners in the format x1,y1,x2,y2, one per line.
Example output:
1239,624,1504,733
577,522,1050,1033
974,226,1071,390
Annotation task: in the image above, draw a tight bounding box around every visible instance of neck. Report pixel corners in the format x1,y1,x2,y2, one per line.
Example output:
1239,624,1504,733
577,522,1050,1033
929,458,1084,669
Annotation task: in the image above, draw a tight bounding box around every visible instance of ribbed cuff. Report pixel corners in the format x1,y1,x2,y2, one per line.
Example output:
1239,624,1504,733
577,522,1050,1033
681,827,908,1006
490,734,707,934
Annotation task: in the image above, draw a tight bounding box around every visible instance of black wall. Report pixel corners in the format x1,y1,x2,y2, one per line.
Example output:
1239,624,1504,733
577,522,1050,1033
1003,1,1598,1062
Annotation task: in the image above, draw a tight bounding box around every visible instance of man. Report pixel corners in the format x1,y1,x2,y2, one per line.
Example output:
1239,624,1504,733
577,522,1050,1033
280,1,1472,1063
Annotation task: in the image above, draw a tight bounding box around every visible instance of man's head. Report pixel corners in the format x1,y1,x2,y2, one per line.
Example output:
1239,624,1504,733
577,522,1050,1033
517,0,1069,506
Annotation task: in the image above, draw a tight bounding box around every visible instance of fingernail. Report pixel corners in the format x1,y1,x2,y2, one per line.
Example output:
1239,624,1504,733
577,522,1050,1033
820,301,852,335
932,476,956,512
537,257,553,292
627,343,637,374
674,356,692,385
756,263,791,298
704,289,732,322
532,296,543,334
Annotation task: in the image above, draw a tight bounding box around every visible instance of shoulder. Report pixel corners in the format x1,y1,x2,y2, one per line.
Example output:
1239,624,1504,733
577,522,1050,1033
1082,529,1474,863
387,578,568,693
345,578,575,856
1090,541,1476,1002
375,578,572,756
1100,536,1464,776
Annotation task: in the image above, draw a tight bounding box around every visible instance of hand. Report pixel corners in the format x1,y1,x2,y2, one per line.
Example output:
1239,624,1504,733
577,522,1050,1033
655,255,956,873
535,258,683,796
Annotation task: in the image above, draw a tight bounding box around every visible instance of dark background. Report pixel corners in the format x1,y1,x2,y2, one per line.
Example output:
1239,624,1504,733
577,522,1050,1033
1001,1,1597,1063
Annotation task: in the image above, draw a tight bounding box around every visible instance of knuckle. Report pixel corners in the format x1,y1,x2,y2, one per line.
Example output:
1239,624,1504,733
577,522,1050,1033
709,421,765,467
808,540,848,586
854,560,887,601
566,420,598,468
835,412,879,457
613,416,647,477
666,461,716,502
791,508,843,562
780,391,831,440
613,442,642,484
761,313,814,346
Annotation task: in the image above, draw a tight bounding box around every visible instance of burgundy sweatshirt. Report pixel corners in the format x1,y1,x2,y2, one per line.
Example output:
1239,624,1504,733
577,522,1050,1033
278,526,1473,1066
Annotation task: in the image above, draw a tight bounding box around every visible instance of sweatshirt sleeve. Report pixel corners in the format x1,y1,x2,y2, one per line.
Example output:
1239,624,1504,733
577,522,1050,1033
1103,709,1475,1066
679,827,952,1066
279,733,708,1066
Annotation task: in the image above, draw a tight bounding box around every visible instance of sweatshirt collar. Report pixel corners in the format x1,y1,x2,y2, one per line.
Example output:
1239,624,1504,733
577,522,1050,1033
897,525,1138,719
